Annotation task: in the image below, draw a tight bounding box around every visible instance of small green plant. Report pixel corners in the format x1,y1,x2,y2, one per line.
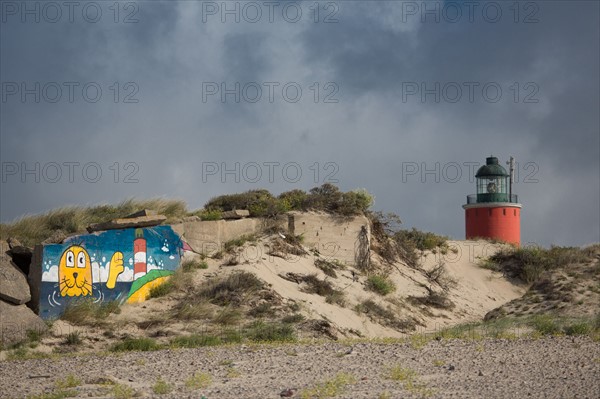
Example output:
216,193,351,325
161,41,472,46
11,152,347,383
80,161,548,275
366,275,396,296
110,337,160,352
26,329,45,346
152,378,172,395
64,332,82,345
530,315,561,335
111,383,137,399
54,375,81,390
185,372,212,390
170,334,222,348
248,302,276,318
299,372,356,398
147,280,174,299
182,259,209,272
197,209,222,221
6,347,51,361
281,313,305,324
564,321,592,336
387,365,416,382
226,367,241,378
196,271,264,306
409,334,430,350
354,300,416,331
214,307,242,325
224,234,257,252
245,321,296,342
385,365,433,397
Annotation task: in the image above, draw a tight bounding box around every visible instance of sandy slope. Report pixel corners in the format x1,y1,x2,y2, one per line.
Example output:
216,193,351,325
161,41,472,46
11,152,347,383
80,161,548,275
221,238,527,337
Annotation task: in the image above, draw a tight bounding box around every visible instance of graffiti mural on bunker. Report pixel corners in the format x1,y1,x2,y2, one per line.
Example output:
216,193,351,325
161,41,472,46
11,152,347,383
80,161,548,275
39,225,183,319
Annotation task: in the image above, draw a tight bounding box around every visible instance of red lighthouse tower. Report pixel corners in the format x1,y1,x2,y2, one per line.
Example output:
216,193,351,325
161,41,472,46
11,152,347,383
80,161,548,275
133,228,147,279
463,156,521,245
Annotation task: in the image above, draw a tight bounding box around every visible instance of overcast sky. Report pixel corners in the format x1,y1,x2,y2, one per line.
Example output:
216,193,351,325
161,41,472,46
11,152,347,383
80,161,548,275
1,1,598,247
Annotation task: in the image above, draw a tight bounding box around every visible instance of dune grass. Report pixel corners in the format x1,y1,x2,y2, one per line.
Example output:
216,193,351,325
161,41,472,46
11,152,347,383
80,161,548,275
0,198,189,246
60,299,121,326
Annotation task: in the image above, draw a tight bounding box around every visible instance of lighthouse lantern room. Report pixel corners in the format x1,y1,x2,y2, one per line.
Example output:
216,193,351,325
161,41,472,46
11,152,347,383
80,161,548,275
463,156,522,245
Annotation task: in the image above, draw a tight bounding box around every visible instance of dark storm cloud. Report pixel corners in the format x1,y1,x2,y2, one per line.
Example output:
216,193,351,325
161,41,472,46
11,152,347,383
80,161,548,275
0,1,598,247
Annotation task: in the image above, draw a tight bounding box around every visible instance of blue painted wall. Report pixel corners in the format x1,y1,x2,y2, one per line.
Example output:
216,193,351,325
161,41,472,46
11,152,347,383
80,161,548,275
38,225,183,319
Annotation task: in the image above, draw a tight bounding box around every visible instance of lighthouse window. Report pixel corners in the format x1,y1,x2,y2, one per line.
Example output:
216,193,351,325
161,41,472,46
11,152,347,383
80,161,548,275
503,209,506,216
488,209,492,216
514,209,516,216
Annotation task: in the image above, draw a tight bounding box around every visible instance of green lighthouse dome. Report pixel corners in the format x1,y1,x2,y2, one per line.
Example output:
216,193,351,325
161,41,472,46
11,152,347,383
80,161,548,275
475,157,509,178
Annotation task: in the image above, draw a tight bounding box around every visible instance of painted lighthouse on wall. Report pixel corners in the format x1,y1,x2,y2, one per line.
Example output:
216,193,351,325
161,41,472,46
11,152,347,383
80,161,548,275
463,156,522,245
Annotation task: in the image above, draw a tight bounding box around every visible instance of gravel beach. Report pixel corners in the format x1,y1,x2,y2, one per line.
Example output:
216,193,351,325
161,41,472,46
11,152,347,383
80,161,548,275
1,336,598,399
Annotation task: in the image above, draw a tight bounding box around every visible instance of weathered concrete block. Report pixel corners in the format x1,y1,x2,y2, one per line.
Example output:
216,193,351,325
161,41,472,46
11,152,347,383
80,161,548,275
87,214,167,233
0,300,47,347
126,209,158,218
0,253,31,305
41,229,67,245
222,209,250,219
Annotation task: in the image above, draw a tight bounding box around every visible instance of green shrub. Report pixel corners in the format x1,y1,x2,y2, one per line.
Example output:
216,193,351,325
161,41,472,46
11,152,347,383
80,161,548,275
197,209,222,221
486,245,594,283
394,228,448,252
111,383,137,399
170,334,222,348
278,189,308,211
299,372,356,399
223,234,256,252
529,315,561,335
197,271,264,306
182,259,208,272
64,332,82,346
245,321,296,342
171,301,213,321
147,280,174,299
214,308,242,325
564,322,592,336
366,275,396,296
185,372,212,390
110,337,160,352
354,300,416,331
281,313,305,324
248,302,276,318
152,378,172,395
55,374,81,389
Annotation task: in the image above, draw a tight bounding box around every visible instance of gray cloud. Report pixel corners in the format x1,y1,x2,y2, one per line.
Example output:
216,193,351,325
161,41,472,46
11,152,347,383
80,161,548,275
1,1,598,247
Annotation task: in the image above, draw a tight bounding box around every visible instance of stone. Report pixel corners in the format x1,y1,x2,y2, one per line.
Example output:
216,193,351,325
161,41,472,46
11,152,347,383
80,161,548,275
222,209,250,219
0,300,47,347
183,215,201,222
41,229,67,245
280,388,295,397
0,252,31,305
87,214,167,233
6,237,23,249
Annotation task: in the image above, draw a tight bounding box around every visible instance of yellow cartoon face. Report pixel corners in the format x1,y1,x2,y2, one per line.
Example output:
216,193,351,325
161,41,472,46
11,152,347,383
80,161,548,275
58,246,93,297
